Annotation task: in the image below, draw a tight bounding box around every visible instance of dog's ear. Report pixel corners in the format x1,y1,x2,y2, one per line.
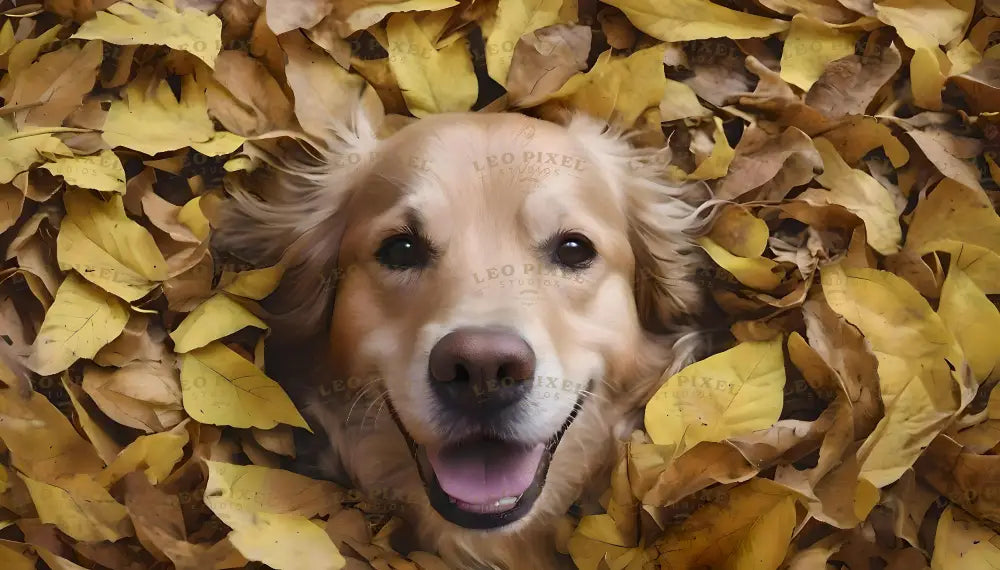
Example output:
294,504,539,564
211,106,379,345
564,114,718,335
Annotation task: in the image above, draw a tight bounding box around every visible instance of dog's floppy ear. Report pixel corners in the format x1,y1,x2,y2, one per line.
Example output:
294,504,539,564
211,105,379,344
564,114,718,334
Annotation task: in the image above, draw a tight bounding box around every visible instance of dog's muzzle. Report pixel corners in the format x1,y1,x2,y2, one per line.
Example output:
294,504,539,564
387,326,589,529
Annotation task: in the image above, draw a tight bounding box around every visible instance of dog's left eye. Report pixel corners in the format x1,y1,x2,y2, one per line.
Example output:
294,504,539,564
376,234,431,270
553,234,596,269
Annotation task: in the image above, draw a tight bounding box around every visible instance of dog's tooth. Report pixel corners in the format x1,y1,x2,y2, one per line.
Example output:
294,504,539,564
496,496,518,508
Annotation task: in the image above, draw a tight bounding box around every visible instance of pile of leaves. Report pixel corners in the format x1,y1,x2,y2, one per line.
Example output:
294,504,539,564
2,0,1000,568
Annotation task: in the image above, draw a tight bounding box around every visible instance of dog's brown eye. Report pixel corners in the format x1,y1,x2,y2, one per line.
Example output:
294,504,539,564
554,234,596,269
376,234,431,270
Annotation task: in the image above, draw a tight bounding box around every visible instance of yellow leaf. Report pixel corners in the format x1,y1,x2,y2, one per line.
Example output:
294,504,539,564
29,273,130,376
947,40,982,76
905,179,1000,293
707,206,769,258
72,0,223,67
228,513,346,570
911,46,947,110
222,265,285,300
180,342,309,430
874,0,971,52
655,478,798,570
938,264,1000,383
96,424,189,487
203,460,344,527
568,514,650,570
698,236,784,291
6,25,63,80
548,45,666,127
170,293,267,353
102,75,215,155
0,21,14,56
0,118,74,184
821,263,965,488
344,0,459,35
779,15,863,91
602,0,788,42
386,12,478,117
798,137,902,255
41,149,126,193
60,187,166,290
178,196,211,241
487,0,564,86
687,116,735,180
931,506,1000,569
660,78,712,121
21,473,133,541
189,130,245,156
0,542,33,570
0,388,105,482
644,337,786,454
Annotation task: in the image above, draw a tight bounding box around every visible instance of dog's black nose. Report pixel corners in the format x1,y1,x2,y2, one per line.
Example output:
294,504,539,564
428,327,536,413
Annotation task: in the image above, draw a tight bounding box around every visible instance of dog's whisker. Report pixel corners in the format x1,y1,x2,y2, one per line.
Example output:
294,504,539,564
361,390,389,430
345,380,382,425
579,389,609,404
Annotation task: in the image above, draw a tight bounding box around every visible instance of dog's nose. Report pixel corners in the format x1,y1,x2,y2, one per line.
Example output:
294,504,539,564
428,327,536,413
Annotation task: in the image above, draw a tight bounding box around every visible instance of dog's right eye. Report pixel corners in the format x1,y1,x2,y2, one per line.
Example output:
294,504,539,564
376,234,432,270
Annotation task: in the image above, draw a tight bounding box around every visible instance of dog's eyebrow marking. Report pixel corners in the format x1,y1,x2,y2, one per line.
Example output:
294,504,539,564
403,207,425,235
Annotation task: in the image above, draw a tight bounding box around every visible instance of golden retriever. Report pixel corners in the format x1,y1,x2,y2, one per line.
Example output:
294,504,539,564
213,109,714,569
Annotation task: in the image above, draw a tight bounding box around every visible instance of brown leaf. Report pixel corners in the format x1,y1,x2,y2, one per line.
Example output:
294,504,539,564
507,24,592,108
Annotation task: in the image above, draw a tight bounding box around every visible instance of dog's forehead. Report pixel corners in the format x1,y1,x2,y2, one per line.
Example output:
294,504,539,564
372,114,627,232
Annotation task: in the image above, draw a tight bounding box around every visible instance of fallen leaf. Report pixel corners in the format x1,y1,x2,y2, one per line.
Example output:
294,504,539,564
506,23,591,108
937,264,1000,383
72,0,223,67
56,188,168,301
104,74,216,155
29,272,130,375
780,15,864,92
930,505,1000,569
905,179,1000,293
545,44,667,127
697,236,786,290
644,337,786,454
41,149,126,193
4,40,103,129
263,0,332,35
653,478,799,570
170,293,267,353
0,387,104,482
822,262,966,488
601,0,789,42
798,137,902,255
179,342,309,430
486,0,564,87
20,473,133,541
82,360,184,433
386,12,478,117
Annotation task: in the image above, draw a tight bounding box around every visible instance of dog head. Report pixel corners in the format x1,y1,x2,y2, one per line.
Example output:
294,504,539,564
214,109,712,555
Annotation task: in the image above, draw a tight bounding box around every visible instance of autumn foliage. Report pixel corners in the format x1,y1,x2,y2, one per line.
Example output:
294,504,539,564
2,0,1000,568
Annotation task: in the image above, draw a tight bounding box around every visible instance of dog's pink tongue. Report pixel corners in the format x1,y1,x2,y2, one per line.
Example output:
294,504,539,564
427,441,545,505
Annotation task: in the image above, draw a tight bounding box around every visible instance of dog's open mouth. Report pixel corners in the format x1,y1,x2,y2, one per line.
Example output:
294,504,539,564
388,390,587,530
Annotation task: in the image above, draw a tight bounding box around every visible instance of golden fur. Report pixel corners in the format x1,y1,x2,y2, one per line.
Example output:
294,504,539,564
214,109,715,569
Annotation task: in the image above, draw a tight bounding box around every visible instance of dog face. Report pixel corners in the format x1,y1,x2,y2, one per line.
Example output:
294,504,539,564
215,111,709,564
